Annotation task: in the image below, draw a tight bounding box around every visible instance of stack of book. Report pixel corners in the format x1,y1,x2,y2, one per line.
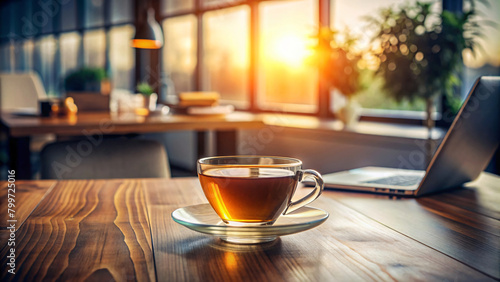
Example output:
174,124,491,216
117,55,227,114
175,92,234,115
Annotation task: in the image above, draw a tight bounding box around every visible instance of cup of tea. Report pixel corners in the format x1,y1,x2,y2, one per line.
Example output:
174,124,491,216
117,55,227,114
197,156,324,226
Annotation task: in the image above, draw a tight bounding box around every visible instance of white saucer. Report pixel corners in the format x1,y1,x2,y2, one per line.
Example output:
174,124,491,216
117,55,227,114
171,204,329,244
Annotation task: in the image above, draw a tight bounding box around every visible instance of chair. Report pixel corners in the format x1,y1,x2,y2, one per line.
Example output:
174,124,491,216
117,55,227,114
40,138,170,179
0,72,47,111
0,73,54,175
0,72,54,150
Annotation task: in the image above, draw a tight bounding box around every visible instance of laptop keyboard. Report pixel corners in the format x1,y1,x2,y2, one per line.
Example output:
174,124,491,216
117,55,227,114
363,175,422,186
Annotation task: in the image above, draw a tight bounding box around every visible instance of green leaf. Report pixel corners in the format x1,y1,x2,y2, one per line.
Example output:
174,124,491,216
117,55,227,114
136,82,154,96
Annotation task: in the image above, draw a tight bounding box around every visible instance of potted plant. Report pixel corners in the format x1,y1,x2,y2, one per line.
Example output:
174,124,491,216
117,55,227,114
64,67,111,111
136,81,158,111
369,0,482,132
313,27,366,127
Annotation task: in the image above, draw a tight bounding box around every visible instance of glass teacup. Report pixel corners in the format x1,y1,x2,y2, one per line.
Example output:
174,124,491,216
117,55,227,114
197,156,324,226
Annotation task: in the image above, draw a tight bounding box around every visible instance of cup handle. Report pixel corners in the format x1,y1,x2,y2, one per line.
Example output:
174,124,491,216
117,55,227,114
284,169,324,214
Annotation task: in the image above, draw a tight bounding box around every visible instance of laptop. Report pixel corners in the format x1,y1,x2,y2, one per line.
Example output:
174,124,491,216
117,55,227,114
318,76,500,197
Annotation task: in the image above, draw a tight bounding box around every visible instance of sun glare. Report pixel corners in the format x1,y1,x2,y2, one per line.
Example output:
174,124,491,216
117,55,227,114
266,35,310,67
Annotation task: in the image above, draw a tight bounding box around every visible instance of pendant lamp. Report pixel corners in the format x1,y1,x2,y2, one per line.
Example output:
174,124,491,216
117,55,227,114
132,8,163,49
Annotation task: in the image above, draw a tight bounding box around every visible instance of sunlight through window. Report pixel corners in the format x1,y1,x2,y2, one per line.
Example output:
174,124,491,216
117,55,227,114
259,0,318,112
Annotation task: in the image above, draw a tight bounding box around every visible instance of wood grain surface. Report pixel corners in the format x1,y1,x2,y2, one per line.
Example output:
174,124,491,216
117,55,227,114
332,174,500,279
0,180,56,231
1,111,265,137
145,178,496,281
0,180,154,281
0,174,498,281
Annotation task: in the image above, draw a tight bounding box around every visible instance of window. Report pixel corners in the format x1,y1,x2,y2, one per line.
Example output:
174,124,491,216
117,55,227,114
14,40,33,72
329,0,500,119
202,0,245,9
0,4,11,40
330,0,442,114
203,6,250,106
259,0,318,112
60,0,78,31
60,32,80,79
109,25,135,91
157,0,499,122
83,29,106,68
0,43,11,72
1,0,497,121
0,0,135,95
160,0,319,111
462,0,500,98
162,15,197,94
34,36,56,96
84,0,105,28
109,0,133,24
32,0,54,34
161,0,194,15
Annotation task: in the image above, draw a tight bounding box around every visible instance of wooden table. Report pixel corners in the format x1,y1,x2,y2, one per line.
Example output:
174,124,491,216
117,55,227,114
1,173,498,281
1,111,265,179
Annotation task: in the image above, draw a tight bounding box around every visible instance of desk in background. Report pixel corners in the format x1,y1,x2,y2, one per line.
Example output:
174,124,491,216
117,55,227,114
1,111,265,179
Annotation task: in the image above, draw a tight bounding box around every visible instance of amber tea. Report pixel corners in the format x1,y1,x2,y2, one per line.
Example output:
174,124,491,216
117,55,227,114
199,168,298,223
